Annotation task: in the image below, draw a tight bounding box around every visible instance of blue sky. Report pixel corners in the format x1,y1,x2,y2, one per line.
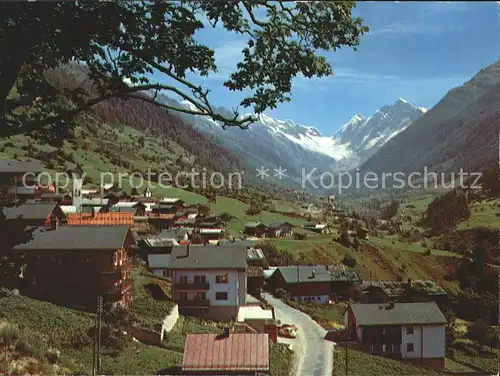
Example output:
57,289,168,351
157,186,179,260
156,1,500,135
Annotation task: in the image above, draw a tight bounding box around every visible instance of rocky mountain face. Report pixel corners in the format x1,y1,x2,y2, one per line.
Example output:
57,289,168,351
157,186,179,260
361,60,500,178
168,96,425,186
334,98,426,161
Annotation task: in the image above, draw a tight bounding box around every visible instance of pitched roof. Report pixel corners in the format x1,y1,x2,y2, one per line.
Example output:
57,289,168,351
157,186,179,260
13,225,132,251
183,333,269,372
168,244,247,269
2,203,57,221
244,221,267,228
248,266,264,277
268,221,293,229
246,247,265,261
350,302,448,326
0,159,43,173
160,228,188,239
276,265,360,283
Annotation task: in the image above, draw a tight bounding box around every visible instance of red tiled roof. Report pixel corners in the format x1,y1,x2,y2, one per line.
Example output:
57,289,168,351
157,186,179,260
182,333,269,372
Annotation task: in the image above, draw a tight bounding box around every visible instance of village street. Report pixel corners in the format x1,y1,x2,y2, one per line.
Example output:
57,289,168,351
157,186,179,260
263,294,335,376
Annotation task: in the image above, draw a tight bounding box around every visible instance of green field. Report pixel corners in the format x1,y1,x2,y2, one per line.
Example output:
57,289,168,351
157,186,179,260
332,347,447,376
211,196,308,235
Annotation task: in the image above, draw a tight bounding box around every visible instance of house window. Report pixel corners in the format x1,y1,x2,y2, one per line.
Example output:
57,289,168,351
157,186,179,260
407,326,414,334
407,343,414,352
179,275,188,284
179,292,188,301
216,273,228,284
394,344,400,353
194,275,206,284
215,292,228,301
194,292,206,300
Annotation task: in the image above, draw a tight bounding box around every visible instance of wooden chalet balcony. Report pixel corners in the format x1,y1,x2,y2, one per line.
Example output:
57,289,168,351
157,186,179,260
176,282,210,291
106,279,133,297
178,299,210,307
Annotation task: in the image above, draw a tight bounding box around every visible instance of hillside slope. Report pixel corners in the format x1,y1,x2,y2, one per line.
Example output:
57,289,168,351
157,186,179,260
361,60,500,176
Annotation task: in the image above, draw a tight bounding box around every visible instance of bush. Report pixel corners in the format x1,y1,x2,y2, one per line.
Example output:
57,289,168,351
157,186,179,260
342,254,357,268
294,233,307,240
423,249,431,256
45,348,61,364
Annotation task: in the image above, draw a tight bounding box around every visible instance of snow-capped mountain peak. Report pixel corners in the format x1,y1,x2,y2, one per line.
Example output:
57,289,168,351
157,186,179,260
172,95,425,181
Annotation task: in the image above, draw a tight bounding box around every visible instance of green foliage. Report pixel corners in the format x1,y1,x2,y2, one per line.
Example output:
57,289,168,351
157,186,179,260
342,253,356,268
424,189,471,233
381,200,399,220
256,242,296,266
1,1,367,135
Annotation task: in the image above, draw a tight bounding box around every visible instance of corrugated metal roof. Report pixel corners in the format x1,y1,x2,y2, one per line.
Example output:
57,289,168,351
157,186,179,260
350,302,448,326
183,333,269,371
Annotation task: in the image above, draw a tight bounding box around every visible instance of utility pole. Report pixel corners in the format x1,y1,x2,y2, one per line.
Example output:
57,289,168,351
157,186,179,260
92,296,103,376
97,296,103,375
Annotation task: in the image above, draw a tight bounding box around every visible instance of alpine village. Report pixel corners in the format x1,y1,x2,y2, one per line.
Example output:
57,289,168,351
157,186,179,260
1,2,500,376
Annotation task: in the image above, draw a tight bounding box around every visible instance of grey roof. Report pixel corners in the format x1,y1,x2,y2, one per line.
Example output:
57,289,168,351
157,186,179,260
109,206,137,213
244,221,266,228
276,265,360,283
268,221,293,229
247,248,265,261
350,302,448,326
0,159,44,173
13,225,131,251
2,203,57,221
167,244,247,269
160,228,187,238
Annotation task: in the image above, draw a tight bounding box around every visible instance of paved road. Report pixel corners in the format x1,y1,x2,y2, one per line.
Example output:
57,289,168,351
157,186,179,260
264,294,335,376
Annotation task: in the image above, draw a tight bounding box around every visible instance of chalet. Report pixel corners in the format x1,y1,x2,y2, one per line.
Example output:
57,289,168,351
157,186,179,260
198,228,224,244
13,225,135,308
151,203,177,215
172,218,196,229
1,202,66,228
160,228,189,243
243,222,268,238
267,221,293,238
0,159,43,201
246,247,268,268
268,264,360,302
197,216,222,228
303,221,330,234
167,244,248,321
159,197,185,212
362,280,448,305
148,213,176,231
106,202,147,216
38,192,69,204
247,266,265,297
182,332,269,375
141,236,176,278
345,302,447,369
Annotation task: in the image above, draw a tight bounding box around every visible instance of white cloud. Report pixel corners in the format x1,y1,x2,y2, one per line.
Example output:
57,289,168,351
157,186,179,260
293,68,469,91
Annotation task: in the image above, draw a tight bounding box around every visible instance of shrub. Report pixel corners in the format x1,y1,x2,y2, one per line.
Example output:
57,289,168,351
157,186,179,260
45,348,61,364
4,142,15,148
423,249,431,256
294,233,307,240
342,254,357,268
